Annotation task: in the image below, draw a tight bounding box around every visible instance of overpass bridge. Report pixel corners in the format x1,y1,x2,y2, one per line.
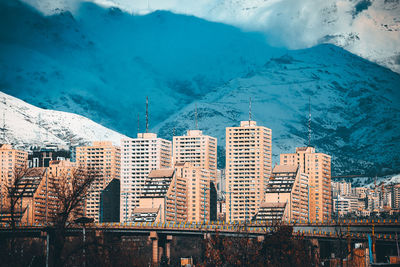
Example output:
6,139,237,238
1,219,399,265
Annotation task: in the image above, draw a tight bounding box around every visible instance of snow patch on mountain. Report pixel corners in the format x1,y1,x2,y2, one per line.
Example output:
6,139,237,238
0,91,125,149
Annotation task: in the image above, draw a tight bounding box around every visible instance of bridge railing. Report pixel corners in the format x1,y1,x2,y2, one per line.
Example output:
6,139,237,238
0,219,399,241
1,218,399,229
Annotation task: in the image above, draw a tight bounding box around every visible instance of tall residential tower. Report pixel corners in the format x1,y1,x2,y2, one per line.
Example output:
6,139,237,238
76,141,121,222
173,130,217,182
225,121,272,221
280,147,331,222
120,133,172,222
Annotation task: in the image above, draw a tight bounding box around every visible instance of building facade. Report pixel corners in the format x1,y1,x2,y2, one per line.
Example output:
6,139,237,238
332,181,352,198
121,133,172,222
28,148,70,168
280,147,331,222
76,141,121,222
0,144,28,200
173,130,217,182
132,169,187,223
175,162,211,222
225,121,272,221
255,165,309,222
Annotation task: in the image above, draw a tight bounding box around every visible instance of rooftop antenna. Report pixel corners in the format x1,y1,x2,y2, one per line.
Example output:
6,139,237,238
173,127,175,137
2,109,6,143
249,97,252,124
195,103,198,130
137,113,140,134
37,113,42,147
308,96,312,147
145,96,149,133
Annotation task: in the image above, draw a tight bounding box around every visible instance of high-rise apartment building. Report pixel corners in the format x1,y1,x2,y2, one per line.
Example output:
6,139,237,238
225,121,272,221
280,147,331,222
76,141,121,222
121,133,172,222
173,130,217,182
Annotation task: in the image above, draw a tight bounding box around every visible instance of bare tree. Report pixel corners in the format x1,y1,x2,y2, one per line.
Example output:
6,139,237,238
47,166,99,267
3,166,35,229
201,221,318,267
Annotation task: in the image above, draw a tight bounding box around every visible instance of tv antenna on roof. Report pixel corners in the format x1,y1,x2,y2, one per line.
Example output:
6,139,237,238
249,97,252,124
2,109,5,142
308,96,312,147
137,113,140,133
195,103,198,130
145,96,149,133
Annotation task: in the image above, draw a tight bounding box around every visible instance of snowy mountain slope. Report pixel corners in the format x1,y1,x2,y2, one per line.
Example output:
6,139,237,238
154,44,400,176
0,91,126,149
20,0,400,73
1,0,400,176
0,0,283,137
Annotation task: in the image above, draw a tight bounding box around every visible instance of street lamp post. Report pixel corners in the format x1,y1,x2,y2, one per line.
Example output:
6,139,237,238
307,185,315,224
221,189,233,222
202,186,212,224
75,217,94,267
245,196,248,222
121,192,128,223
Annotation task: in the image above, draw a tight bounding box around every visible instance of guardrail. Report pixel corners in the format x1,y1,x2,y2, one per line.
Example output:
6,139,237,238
0,219,398,241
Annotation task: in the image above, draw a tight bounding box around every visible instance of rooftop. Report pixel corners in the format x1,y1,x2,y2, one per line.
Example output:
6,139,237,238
273,165,298,173
148,169,175,178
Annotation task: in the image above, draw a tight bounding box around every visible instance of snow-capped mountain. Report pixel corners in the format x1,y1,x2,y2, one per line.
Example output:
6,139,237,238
154,44,400,176
1,0,399,176
0,91,126,149
20,0,400,73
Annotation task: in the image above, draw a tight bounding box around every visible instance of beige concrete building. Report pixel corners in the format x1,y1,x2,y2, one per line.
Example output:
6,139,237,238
132,169,187,223
76,141,121,222
280,147,331,222
1,160,78,225
225,121,272,221
121,133,172,222
255,165,309,222
173,130,217,182
0,167,46,224
175,162,211,222
0,144,28,195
